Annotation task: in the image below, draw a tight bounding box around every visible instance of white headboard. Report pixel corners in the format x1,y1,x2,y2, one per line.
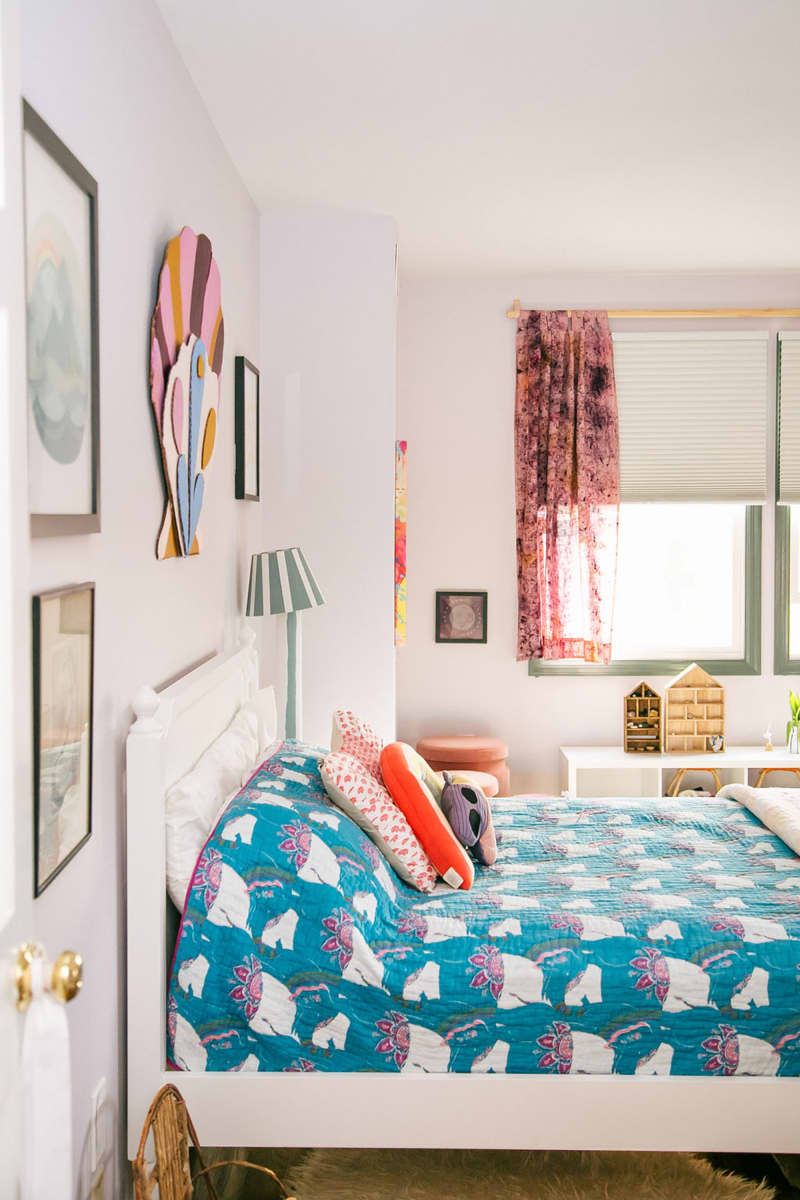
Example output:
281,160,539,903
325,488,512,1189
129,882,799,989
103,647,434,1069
125,624,264,1152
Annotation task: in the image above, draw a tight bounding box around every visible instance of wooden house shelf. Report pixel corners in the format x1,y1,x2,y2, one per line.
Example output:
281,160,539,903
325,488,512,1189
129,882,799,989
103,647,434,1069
665,663,725,753
624,681,662,753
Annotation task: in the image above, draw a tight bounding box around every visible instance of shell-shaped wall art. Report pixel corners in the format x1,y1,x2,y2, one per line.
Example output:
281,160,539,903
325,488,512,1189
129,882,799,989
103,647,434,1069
149,226,224,558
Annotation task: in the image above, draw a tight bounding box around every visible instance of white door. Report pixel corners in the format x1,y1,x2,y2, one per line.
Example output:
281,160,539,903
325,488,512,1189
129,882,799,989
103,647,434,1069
0,0,35,1192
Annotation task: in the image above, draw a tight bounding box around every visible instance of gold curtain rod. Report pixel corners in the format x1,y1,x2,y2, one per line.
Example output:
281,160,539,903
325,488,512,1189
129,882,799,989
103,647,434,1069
505,298,800,321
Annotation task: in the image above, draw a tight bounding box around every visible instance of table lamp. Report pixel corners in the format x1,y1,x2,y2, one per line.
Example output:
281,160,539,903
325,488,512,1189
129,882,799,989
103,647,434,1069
245,547,325,739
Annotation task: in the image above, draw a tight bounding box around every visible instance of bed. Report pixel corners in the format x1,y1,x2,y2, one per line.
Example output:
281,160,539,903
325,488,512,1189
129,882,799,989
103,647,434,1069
126,631,800,1156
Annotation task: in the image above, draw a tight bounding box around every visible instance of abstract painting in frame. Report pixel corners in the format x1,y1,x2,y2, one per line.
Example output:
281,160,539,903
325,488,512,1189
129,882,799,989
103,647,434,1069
23,101,100,535
395,439,407,645
149,227,224,558
32,582,94,895
235,355,260,500
435,590,487,643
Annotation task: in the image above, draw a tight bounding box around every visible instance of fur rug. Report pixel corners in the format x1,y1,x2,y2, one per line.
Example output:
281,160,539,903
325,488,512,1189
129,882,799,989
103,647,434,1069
289,1148,776,1199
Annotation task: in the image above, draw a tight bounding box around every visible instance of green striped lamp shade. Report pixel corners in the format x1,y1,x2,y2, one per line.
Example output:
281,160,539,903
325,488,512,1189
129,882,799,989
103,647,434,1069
246,547,325,617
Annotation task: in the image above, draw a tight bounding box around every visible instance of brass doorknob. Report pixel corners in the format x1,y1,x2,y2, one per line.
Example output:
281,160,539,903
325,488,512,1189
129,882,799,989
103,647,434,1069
15,943,83,1011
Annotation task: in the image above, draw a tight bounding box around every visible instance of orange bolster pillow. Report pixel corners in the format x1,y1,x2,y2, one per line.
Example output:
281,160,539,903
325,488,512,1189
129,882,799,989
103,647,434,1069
380,742,475,891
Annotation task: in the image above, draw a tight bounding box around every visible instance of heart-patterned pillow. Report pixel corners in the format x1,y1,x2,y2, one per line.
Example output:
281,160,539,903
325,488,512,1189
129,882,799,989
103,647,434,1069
320,750,436,892
330,710,383,780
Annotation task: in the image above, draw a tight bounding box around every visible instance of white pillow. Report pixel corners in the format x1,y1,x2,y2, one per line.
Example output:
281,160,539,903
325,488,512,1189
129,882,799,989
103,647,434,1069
243,685,278,758
165,706,259,909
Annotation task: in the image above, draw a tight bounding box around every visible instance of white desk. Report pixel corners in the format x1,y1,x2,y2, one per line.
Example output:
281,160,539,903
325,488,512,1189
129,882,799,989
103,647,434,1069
560,745,800,800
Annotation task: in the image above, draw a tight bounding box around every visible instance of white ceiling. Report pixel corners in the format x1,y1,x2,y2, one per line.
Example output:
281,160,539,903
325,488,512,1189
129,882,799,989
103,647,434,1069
157,0,800,277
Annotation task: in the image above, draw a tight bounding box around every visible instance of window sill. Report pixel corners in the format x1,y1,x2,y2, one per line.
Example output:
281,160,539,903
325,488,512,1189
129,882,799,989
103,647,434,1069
528,655,760,678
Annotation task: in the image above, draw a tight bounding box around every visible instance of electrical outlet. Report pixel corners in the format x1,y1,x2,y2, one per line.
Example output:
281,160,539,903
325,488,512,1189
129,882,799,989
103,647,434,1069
90,1077,106,1174
90,1167,104,1200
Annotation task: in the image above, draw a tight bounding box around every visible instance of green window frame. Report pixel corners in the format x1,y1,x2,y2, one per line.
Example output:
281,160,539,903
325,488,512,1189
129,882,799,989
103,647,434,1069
529,505,762,677
774,504,800,674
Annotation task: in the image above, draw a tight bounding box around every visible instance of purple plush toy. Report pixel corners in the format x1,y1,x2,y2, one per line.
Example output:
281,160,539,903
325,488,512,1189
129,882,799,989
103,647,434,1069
440,772,497,866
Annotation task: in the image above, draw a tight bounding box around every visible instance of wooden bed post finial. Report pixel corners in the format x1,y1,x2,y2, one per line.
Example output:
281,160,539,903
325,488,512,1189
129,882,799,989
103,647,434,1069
131,685,161,735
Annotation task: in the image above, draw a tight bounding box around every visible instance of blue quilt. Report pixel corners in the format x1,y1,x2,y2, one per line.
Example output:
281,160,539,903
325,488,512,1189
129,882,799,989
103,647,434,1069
167,741,800,1076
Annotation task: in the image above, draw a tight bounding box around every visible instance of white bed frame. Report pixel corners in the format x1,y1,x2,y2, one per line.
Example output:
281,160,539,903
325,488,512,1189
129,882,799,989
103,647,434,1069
126,630,800,1158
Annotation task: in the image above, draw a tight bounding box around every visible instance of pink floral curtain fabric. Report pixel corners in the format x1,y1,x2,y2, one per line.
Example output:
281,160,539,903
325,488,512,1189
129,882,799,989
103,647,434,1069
515,309,620,664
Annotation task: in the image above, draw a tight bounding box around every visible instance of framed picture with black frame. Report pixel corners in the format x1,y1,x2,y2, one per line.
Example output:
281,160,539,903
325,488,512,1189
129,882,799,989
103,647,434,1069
23,101,100,536
435,590,488,643
32,582,94,896
235,355,260,500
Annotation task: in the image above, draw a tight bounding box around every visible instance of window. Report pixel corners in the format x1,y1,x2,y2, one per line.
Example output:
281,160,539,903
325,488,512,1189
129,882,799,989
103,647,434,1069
529,329,767,676
530,503,761,675
774,505,800,673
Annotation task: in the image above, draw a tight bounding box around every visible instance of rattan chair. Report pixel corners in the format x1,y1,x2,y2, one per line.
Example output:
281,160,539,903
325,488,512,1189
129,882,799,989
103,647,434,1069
132,1084,295,1199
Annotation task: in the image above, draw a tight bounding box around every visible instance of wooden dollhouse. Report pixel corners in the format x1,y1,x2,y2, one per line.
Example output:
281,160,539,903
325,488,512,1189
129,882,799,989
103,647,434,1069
664,663,725,753
624,682,662,753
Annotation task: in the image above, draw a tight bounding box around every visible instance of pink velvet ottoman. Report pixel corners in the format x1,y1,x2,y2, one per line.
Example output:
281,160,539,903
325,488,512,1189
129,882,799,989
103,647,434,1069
416,735,510,796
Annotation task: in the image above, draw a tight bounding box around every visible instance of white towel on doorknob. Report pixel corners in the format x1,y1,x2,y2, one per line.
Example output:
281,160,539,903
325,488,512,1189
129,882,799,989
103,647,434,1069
21,956,72,1200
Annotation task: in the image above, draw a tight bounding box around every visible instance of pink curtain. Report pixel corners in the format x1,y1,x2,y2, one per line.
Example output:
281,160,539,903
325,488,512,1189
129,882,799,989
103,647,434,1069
515,309,620,664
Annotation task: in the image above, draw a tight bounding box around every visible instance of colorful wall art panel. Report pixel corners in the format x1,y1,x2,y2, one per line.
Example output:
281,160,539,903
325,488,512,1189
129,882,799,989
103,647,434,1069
395,439,407,645
149,227,224,558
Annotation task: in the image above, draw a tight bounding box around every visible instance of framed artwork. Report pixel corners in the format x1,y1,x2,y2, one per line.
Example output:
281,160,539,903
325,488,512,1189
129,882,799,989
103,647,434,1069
32,582,94,895
150,227,224,557
235,355,260,500
23,101,100,535
394,439,407,645
435,590,488,643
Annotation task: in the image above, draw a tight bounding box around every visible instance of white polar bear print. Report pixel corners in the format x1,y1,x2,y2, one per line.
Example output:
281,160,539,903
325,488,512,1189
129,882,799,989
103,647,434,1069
353,891,378,922
374,860,397,900
221,814,257,845
342,928,385,990
697,860,723,870
279,767,315,786
248,971,298,1040
177,954,209,999
706,875,756,890
555,864,586,874
731,966,770,1011
647,920,682,941
309,811,340,830
172,1012,207,1070
297,834,340,888
420,916,467,943
471,1040,510,1073
734,916,787,942
635,1043,674,1075
257,781,288,795
500,895,540,910
630,878,662,892
569,915,625,940
261,908,298,951
642,896,692,911
734,1035,779,1076
550,842,601,858
489,881,518,892
712,897,748,910
402,1024,451,1073
564,963,602,1006
207,864,251,931
497,954,550,1010
774,877,800,890
568,1031,614,1074
562,899,595,910
489,917,521,938
312,1013,350,1052
661,957,713,1013
560,876,611,892
230,1054,260,1072
403,962,440,1002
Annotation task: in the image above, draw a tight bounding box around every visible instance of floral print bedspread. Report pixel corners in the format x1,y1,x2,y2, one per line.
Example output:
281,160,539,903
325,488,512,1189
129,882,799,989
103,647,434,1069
167,742,800,1076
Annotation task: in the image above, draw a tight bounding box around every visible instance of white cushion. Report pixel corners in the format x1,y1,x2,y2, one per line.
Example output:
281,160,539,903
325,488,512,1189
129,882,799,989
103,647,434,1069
165,706,259,909
243,685,278,757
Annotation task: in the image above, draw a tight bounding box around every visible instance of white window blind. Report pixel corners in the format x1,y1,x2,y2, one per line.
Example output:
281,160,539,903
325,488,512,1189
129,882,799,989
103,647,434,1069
778,332,800,504
613,331,768,502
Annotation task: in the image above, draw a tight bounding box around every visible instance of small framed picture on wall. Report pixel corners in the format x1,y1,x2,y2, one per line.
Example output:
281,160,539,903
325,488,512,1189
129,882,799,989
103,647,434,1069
23,101,100,535
435,590,487,643
235,355,260,500
32,582,94,895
